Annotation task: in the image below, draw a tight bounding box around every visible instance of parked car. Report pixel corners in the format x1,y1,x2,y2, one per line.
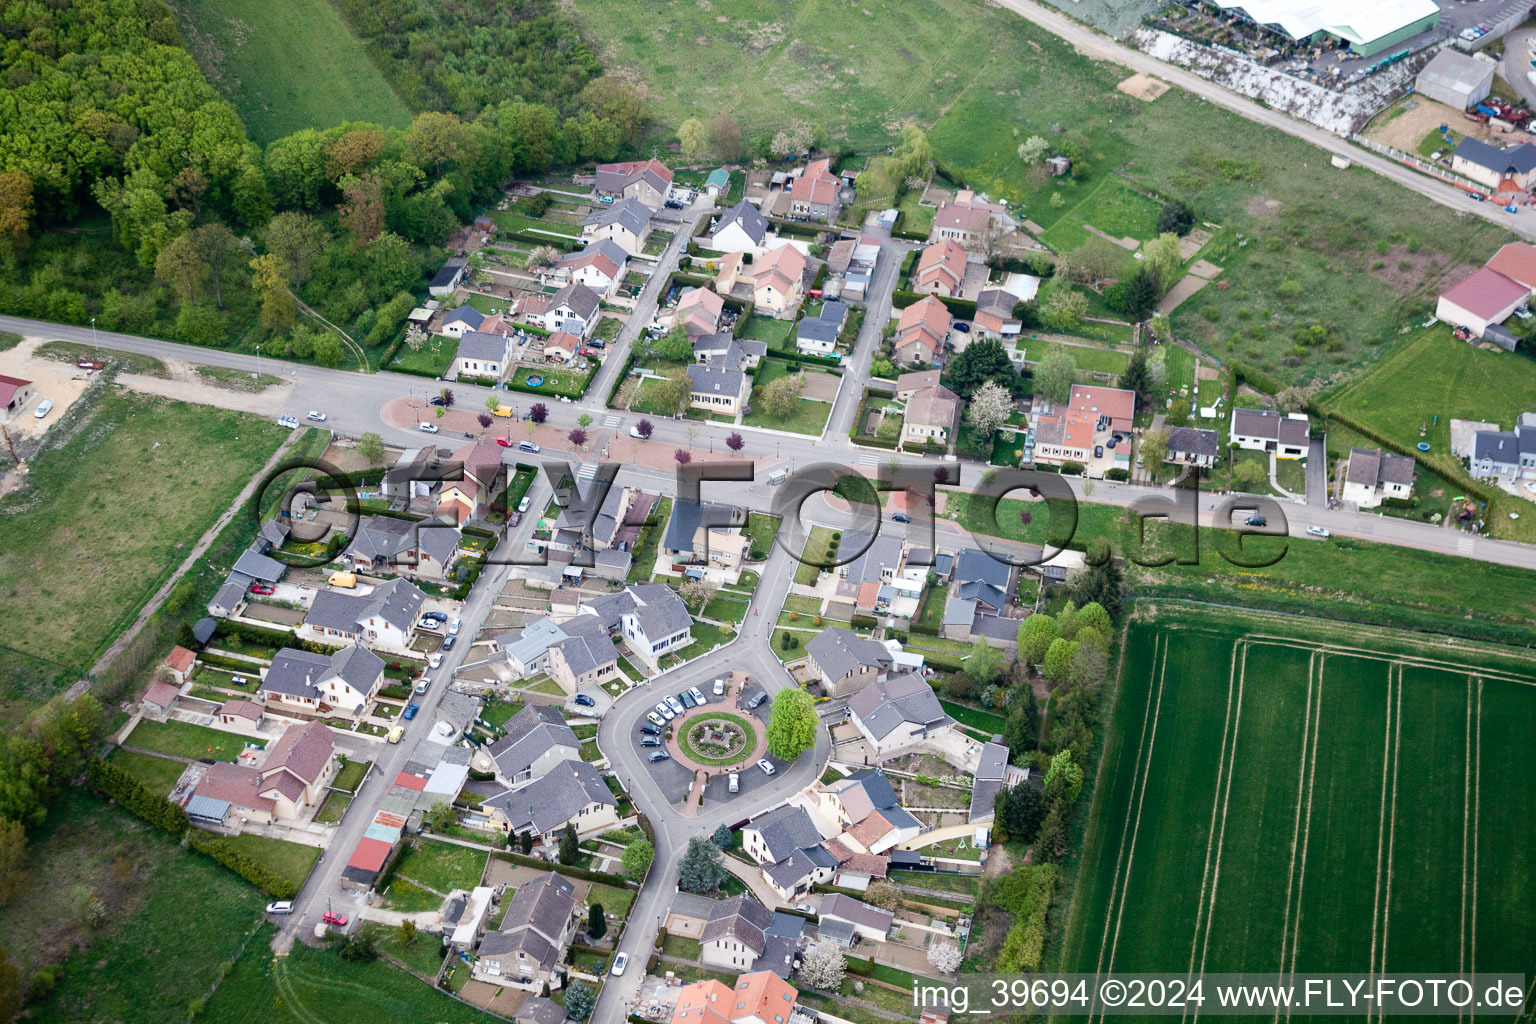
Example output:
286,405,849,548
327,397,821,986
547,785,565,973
640,723,661,736
1306,525,1331,538
747,692,768,709
428,654,443,669
665,695,684,715
1094,445,1105,459
629,425,648,439
792,903,813,914
647,711,666,727
757,759,776,776
449,619,462,635
508,512,522,527
402,704,419,720
426,611,448,622
728,773,739,793
713,678,725,696
689,686,707,705
679,690,696,709
321,911,348,926
648,750,671,763
307,411,327,421
496,437,514,447
640,737,661,747
1244,514,1268,527
266,901,294,915
574,694,596,707
518,441,541,453
249,583,275,596
417,617,437,630
1107,435,1120,449
517,496,532,513
664,199,685,209
612,952,629,977
891,512,912,524
415,679,428,693
418,422,439,433
952,321,971,333
275,415,299,428
428,395,447,406
441,635,456,651
655,702,675,721
33,398,54,419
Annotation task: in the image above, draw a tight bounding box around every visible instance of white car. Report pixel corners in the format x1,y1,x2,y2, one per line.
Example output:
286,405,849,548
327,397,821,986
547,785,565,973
306,411,327,421
713,678,725,696
611,952,629,976
1306,525,1331,539
448,619,462,635
33,398,54,419
655,701,675,721
417,617,437,631
757,759,776,776
628,425,648,439
665,694,685,715
266,900,295,915
428,653,444,669
418,422,439,433
689,686,707,705
517,496,531,514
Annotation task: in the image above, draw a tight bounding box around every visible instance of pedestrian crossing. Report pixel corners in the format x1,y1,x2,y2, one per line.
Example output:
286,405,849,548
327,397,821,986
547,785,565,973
603,414,623,428
576,463,598,481
858,451,882,467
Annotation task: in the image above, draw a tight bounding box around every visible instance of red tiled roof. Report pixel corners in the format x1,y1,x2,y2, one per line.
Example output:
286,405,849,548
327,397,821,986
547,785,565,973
196,762,274,814
915,241,967,291
1068,384,1136,429
143,680,181,709
1442,265,1531,319
165,646,196,674
347,836,393,872
0,376,30,406
262,720,334,787
394,771,428,792
219,699,263,722
1487,242,1536,291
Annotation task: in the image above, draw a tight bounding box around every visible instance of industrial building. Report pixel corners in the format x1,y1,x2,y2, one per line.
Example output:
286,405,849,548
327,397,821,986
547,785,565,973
1414,48,1495,110
1210,0,1440,59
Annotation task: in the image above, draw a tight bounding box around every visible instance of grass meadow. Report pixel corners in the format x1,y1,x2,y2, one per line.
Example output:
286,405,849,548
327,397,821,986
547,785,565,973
169,0,411,142
1059,607,1536,991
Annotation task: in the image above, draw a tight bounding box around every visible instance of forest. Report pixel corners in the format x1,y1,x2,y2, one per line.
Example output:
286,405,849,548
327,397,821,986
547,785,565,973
0,0,644,363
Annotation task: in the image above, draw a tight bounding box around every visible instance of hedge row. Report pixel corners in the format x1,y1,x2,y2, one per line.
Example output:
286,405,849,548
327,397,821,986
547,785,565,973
1322,406,1501,512
1228,359,1285,398
87,758,190,837
764,217,826,239
850,613,878,629
606,353,638,408
500,229,581,252
890,290,979,319
214,619,309,651
197,652,269,673
186,829,299,899
345,500,426,522
493,851,633,888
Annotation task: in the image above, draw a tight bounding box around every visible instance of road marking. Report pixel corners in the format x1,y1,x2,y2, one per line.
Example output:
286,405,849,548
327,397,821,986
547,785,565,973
1458,535,1476,555
577,463,597,480
858,451,882,467
604,415,623,428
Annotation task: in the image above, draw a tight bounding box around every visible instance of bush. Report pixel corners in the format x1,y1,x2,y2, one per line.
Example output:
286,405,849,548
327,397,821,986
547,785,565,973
1058,462,1086,476
850,613,877,629
493,851,632,887
1104,468,1130,481
185,829,299,898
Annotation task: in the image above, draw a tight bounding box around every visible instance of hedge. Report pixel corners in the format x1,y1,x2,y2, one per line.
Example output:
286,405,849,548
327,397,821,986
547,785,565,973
214,619,308,650
889,290,979,319
606,353,639,408
493,851,633,888
345,500,426,522
1059,462,1086,476
196,652,269,673
850,613,877,629
186,829,299,899
1229,359,1284,397
844,955,876,977
764,217,825,238
500,229,581,252
1104,467,1130,481
87,758,190,837
1322,406,1502,512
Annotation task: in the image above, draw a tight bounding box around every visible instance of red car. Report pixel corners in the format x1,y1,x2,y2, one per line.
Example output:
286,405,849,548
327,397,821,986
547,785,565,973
249,583,275,595
495,437,514,447
322,911,348,926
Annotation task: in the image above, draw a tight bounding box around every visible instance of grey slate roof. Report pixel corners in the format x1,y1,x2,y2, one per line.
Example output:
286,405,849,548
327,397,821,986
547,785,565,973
700,895,773,955
305,578,427,635
627,583,693,641
552,614,619,676
796,317,840,345
515,997,568,1024
663,498,743,553
482,759,615,835
957,579,1008,610
713,198,770,247
261,645,383,702
1167,426,1220,459
747,803,825,863
841,530,904,584
257,519,291,549
818,893,895,934
550,282,600,321
582,197,653,237
806,626,892,683
442,305,485,329
970,740,1012,822
480,871,576,972
848,672,953,741
233,549,286,582
1346,447,1415,487
686,362,744,399
346,515,460,568
561,237,629,272
1453,136,1536,176
456,331,510,363
954,548,1011,588
971,614,1022,642
942,596,976,627
826,769,922,831
1232,407,1310,446
552,478,628,549
431,259,466,289
486,705,580,778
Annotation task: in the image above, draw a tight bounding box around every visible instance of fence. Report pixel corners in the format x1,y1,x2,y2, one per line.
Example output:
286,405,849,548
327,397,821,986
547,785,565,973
1350,136,1485,192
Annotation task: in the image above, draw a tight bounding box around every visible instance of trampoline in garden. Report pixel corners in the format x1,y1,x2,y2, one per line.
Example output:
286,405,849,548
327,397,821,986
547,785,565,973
526,375,545,387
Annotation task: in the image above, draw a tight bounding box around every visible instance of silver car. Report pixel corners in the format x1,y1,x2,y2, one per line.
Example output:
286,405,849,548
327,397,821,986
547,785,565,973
655,701,675,721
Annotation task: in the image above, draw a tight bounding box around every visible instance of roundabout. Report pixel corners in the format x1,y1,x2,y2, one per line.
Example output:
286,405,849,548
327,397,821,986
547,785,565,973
678,712,757,766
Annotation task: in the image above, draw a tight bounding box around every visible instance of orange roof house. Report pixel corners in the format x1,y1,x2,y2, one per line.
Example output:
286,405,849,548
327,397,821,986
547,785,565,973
1485,241,1536,293
913,241,968,297
671,973,799,1024
894,296,951,364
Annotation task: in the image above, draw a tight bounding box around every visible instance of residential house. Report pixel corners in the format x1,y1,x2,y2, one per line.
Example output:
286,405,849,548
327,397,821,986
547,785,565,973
847,672,956,758
439,305,485,338
256,720,338,819
452,331,511,382
671,973,801,1024
710,199,772,255
580,583,694,664
301,578,426,650
543,615,622,694
1450,137,1536,192
1436,265,1530,339
437,437,509,523
686,363,747,416
785,159,843,222
928,191,1007,251
677,286,726,336
1470,414,1536,480
595,158,675,209
539,282,602,340
543,476,634,556
954,547,1014,590
805,626,893,697
701,895,775,971
913,241,968,297
742,803,839,900
472,872,579,989
0,376,36,418
485,705,582,786
894,297,950,365
973,289,1022,338
1031,385,1137,470
825,239,856,275
794,301,848,357
429,259,466,298
189,761,277,826
581,197,654,256
901,382,959,450
969,740,1025,825
164,646,197,685
662,498,749,579
556,240,628,297
1230,408,1310,460
752,244,808,318
343,515,461,582
382,446,439,503
1342,447,1416,509
216,699,265,730
514,997,568,1024
141,680,181,719
445,885,497,952
704,168,731,198
813,769,923,855
894,370,941,400
694,332,766,370
480,759,618,842
543,331,581,364
815,894,894,945
1165,426,1221,470
258,645,385,717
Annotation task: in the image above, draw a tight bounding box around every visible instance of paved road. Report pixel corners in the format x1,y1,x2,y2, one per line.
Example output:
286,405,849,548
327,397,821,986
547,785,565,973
1499,31,1536,111
988,0,1536,239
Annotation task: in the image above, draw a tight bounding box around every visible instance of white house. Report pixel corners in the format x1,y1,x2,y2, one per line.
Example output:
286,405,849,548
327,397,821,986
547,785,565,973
580,197,653,256
480,760,618,843
1342,447,1415,509
1230,408,1310,460
1165,426,1220,470
846,672,956,758
452,331,511,381
484,704,583,786
816,893,894,945
579,583,693,666
440,304,486,338
557,240,627,297
700,896,775,971
709,199,772,255
301,578,426,650
257,646,384,718
539,282,602,340
471,872,578,990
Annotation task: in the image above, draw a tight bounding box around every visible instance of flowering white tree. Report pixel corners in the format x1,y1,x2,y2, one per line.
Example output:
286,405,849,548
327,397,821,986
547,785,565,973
965,379,1013,437
797,943,848,991
928,941,963,974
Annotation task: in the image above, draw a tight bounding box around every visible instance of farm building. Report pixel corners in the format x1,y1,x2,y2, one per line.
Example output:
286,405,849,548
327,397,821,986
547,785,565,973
1414,49,1494,110
1436,266,1530,338
1209,0,1439,59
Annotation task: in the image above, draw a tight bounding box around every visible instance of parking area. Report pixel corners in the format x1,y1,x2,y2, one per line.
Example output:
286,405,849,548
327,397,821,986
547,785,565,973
629,680,783,806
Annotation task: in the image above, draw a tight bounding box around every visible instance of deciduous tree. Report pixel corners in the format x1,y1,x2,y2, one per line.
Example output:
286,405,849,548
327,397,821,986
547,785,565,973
965,379,1013,436
928,940,963,974
622,838,654,878
358,433,386,465
761,372,805,418
1042,637,1077,685
798,943,847,991
710,112,743,161
725,432,745,454
766,688,817,759
678,118,709,162
1032,346,1077,404
1017,614,1059,665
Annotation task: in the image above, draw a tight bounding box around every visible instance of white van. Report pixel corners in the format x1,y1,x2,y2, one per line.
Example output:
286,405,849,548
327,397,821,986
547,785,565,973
728,773,739,794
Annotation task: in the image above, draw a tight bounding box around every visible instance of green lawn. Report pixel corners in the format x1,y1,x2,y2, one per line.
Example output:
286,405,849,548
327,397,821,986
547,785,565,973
677,711,759,766
939,700,1006,734
106,749,187,795
1017,337,1130,375
511,364,594,399
0,389,289,715
126,719,264,762
741,315,797,352
170,0,411,143
332,757,370,792
203,923,501,1023
743,512,782,560
627,496,673,582
390,838,488,895
3,789,267,1022
390,335,459,376
794,525,839,586
586,881,636,920
662,934,704,960
1060,606,1536,988
221,832,323,893
1039,175,1161,253
630,375,683,415
677,621,736,661
314,791,352,824
702,596,749,623
743,387,832,436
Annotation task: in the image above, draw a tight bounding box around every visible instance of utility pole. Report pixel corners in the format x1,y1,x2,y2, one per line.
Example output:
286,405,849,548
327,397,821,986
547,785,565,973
0,424,19,465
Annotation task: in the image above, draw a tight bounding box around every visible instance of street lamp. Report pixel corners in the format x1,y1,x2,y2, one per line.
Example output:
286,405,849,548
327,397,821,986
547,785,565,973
254,344,261,381
91,317,98,354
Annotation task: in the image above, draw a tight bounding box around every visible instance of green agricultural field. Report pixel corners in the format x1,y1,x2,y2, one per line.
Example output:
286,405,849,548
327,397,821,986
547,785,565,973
170,0,411,143
1060,606,1536,990
0,389,288,714
569,0,1509,385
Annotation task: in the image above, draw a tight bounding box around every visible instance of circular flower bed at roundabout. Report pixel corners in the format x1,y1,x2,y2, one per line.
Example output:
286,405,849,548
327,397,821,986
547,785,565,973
677,712,758,768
